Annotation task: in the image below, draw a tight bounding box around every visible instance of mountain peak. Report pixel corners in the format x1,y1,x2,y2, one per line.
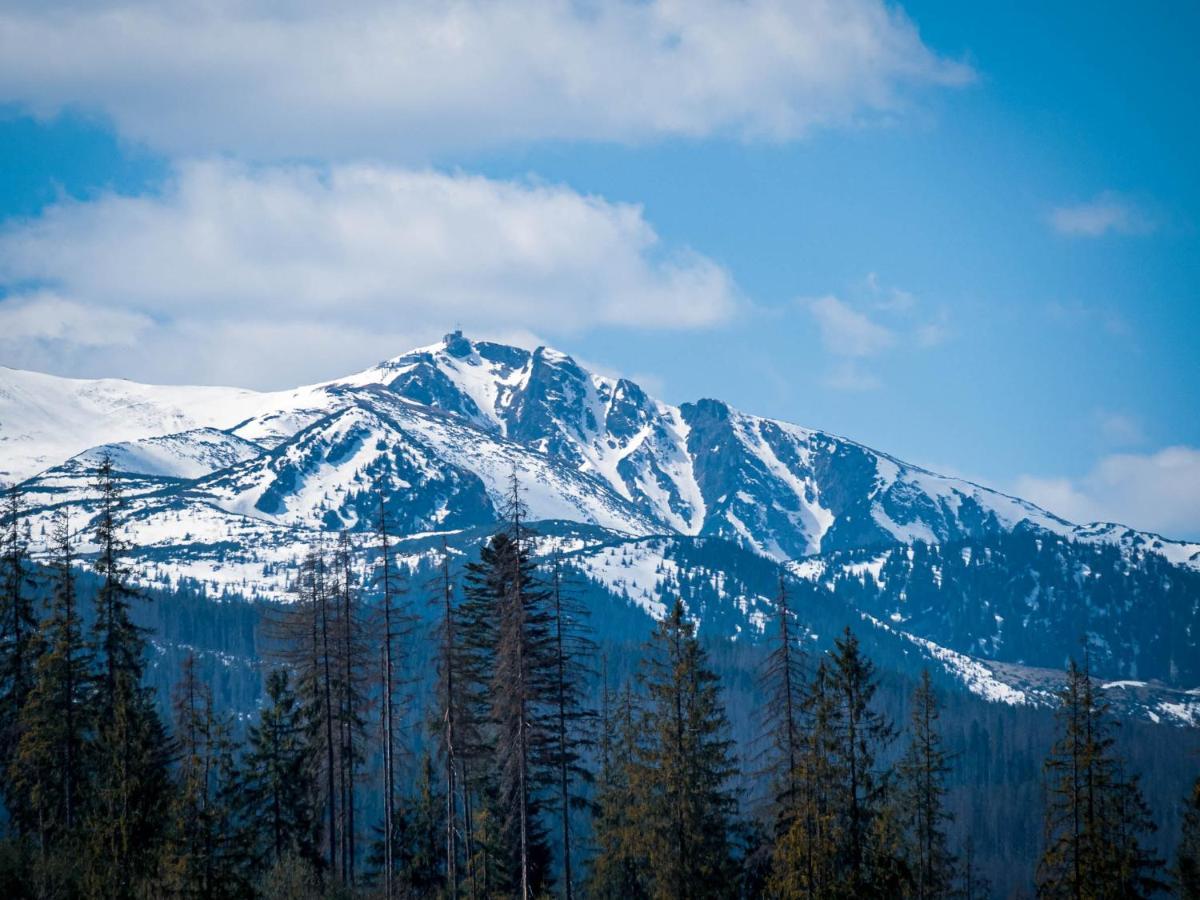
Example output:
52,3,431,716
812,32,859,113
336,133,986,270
443,328,473,358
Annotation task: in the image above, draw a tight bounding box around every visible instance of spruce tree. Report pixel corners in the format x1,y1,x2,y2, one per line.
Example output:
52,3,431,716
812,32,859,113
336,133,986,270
1036,657,1165,899
166,653,249,898
1177,776,1200,900
768,657,840,898
10,508,93,858
432,537,470,898
547,555,595,900
83,456,174,897
588,680,648,900
758,574,805,840
331,532,370,887
896,670,955,899
239,669,319,872
461,475,558,897
0,484,37,833
374,497,402,899
631,599,738,899
827,626,899,897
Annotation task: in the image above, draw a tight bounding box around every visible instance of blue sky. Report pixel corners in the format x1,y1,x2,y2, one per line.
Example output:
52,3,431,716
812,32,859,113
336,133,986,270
0,1,1197,538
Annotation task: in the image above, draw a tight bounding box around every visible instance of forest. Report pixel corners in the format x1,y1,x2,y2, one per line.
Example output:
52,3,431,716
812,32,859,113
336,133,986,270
0,458,1198,900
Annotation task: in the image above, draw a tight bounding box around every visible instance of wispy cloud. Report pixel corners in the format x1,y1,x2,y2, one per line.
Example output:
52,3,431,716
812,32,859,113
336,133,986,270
1014,446,1200,540
0,161,738,387
1048,192,1155,237
0,0,971,159
807,294,895,358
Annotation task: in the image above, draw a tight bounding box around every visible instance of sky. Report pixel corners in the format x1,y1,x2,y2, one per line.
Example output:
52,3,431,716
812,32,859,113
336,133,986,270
0,0,1197,540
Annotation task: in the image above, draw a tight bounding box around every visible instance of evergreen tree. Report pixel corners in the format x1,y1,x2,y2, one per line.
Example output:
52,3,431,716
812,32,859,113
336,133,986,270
390,751,446,897
0,484,38,833
273,547,341,882
547,555,595,900
758,574,805,840
10,508,93,859
82,456,175,898
432,537,469,898
896,670,955,899
374,497,403,900
768,658,840,898
827,626,900,897
239,669,319,872
461,475,558,898
1177,776,1200,900
331,531,371,887
631,599,738,900
1036,656,1165,899
165,653,249,898
588,679,648,900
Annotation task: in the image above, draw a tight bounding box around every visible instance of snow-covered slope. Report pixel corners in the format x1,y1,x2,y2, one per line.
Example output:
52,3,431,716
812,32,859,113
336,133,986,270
5,332,1198,575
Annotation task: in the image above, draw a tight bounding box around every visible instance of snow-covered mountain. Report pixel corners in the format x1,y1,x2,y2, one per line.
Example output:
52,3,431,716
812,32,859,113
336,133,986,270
3,331,1199,719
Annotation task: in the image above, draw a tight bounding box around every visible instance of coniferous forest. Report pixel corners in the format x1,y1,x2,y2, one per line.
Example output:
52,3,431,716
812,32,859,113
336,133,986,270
0,462,1197,899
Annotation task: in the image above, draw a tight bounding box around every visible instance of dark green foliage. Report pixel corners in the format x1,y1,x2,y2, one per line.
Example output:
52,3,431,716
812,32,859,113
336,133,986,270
588,680,649,899
757,575,806,840
896,670,956,899
1036,658,1166,899
239,669,320,872
10,508,93,854
629,599,739,899
165,653,252,898
83,456,176,897
0,485,38,834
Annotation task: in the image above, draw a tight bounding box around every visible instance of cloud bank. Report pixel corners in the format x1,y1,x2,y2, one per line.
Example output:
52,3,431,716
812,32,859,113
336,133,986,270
1015,446,1200,540
0,161,737,387
0,0,971,158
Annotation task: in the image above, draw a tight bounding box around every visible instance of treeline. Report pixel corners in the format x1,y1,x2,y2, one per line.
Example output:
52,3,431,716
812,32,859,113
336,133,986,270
0,464,1198,898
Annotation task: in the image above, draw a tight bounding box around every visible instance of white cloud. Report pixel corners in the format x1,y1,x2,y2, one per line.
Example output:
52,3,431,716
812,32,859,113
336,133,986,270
807,294,895,357
0,0,971,159
1048,192,1155,237
0,291,151,348
1014,446,1200,540
0,160,737,387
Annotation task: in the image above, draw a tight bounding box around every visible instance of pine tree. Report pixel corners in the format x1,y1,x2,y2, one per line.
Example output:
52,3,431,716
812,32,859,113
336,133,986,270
631,599,738,900
389,750,446,897
827,626,900,897
758,574,805,840
0,484,38,833
272,547,341,882
239,669,319,872
165,653,249,898
588,679,648,900
1036,656,1165,899
10,508,93,858
547,555,595,900
1177,776,1200,900
331,532,371,887
461,474,558,898
432,537,469,898
374,496,403,900
896,670,955,899
83,456,175,897
768,657,840,898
